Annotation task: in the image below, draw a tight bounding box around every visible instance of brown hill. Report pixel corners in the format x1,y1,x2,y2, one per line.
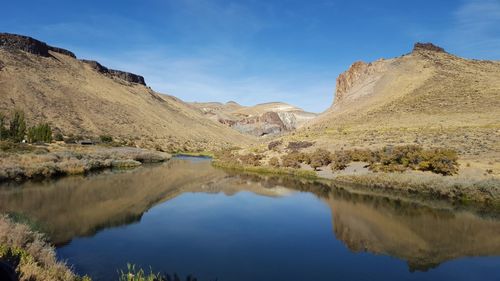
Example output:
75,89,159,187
0,33,250,151
190,101,317,136
294,43,500,163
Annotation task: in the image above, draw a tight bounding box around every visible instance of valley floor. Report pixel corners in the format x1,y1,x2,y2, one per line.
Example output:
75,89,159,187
0,142,170,183
212,158,500,209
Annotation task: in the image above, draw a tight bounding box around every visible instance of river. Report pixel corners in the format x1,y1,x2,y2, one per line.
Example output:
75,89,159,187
0,156,499,281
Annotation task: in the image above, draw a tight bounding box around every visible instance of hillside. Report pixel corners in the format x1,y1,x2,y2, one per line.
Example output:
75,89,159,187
292,43,500,164
190,101,317,136
0,33,250,151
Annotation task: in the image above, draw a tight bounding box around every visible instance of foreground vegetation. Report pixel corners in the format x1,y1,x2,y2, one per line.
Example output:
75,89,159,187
0,215,89,281
0,216,211,281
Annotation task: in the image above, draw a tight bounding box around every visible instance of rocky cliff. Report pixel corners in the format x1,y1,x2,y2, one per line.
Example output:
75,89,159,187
81,60,146,85
0,32,76,58
0,33,146,85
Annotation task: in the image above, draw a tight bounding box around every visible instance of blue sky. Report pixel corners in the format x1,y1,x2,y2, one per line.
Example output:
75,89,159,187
2,0,499,112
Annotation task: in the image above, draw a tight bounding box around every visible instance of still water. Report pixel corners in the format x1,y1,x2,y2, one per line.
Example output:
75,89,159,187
1,156,500,281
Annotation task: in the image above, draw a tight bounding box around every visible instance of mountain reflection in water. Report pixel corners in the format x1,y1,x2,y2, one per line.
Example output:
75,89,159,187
0,156,499,276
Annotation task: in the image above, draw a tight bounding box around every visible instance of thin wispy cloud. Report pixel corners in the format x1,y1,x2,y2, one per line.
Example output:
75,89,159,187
3,0,497,113
447,0,500,59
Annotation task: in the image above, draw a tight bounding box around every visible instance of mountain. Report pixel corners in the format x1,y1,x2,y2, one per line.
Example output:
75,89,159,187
0,33,250,151
297,43,500,162
190,101,317,136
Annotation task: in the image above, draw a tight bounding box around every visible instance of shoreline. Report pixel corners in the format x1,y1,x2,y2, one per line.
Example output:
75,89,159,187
0,143,171,184
211,159,500,210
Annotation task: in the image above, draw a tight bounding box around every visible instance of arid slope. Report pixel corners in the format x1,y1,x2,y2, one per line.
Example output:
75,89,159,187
0,34,250,151
295,43,500,163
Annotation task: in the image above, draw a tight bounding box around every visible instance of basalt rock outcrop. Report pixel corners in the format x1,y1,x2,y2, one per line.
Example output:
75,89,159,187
412,42,446,53
81,60,146,85
0,32,76,58
0,33,145,85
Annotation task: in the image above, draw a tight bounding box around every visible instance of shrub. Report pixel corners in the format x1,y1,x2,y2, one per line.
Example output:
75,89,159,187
331,150,351,171
27,123,52,143
54,133,64,142
287,141,313,150
269,156,280,168
268,140,283,151
348,148,374,163
309,148,332,170
0,140,34,153
281,152,301,168
239,153,263,166
64,135,84,144
417,148,459,176
100,135,113,143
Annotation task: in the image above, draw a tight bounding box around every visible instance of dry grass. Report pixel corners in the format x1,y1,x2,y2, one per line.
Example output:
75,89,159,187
335,172,500,205
0,48,251,152
0,144,170,182
0,215,88,281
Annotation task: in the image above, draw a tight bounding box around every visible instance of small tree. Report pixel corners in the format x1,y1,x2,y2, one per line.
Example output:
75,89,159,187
9,110,26,142
100,135,113,143
27,123,52,143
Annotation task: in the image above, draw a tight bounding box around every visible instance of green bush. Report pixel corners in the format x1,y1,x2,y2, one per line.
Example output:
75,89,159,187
54,132,64,141
309,148,332,170
8,110,26,142
100,135,113,143
27,123,52,143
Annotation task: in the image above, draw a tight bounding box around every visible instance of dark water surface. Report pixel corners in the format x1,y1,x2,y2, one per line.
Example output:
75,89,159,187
1,156,500,281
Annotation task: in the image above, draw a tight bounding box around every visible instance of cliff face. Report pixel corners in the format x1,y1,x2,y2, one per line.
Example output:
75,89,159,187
0,32,76,58
81,60,146,85
334,59,389,105
0,33,145,85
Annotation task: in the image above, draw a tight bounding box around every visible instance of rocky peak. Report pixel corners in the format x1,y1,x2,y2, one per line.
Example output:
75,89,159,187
81,59,146,86
412,42,446,53
0,32,76,58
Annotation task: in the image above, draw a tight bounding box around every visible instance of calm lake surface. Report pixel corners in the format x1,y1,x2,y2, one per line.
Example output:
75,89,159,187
1,156,500,281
